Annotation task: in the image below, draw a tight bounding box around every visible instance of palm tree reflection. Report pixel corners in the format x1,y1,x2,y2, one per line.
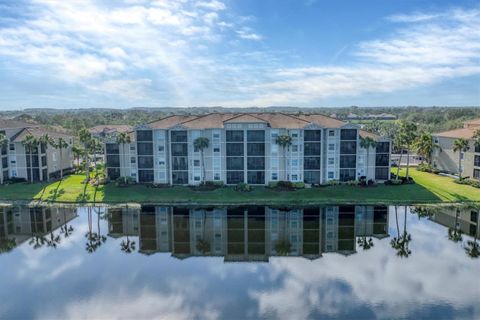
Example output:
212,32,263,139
390,206,412,258
85,207,107,253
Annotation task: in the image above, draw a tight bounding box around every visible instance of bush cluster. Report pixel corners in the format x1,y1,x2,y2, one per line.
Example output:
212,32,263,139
234,182,252,192
115,176,136,187
267,181,305,191
454,177,480,188
417,163,442,174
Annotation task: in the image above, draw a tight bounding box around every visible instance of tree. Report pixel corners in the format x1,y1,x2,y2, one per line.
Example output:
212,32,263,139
116,132,131,184
414,132,434,165
89,138,101,175
72,146,82,167
453,138,470,179
398,121,418,181
390,206,412,258
39,133,55,181
54,137,69,179
448,209,463,243
359,136,377,180
21,135,38,183
79,128,93,181
464,206,479,259
275,135,293,180
473,129,480,150
193,137,209,183
0,133,8,184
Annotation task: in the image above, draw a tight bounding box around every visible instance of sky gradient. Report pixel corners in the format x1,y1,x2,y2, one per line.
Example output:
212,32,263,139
0,0,479,110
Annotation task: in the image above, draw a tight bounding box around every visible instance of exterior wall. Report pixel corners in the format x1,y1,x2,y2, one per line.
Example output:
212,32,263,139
105,123,391,185
432,136,479,179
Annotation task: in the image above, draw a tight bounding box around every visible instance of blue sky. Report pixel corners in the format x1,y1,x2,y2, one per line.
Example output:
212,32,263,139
0,0,479,110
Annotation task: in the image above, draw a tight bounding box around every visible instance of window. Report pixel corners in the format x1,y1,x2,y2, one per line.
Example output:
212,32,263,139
271,172,278,180
138,156,153,168
471,211,478,223
158,145,164,152
339,169,356,181
291,174,298,181
131,157,136,164
340,155,356,168
474,155,480,167
304,171,320,184
329,130,335,137
214,173,221,180
159,172,166,180
9,144,15,151
375,168,390,180
304,142,320,155
194,176,201,181
137,130,153,142
292,145,298,152
248,157,265,170
171,131,187,142
328,144,335,151
213,132,220,139
291,132,298,138
139,170,154,183
226,130,243,142
271,157,279,168
474,169,480,179
304,130,321,141
340,129,357,140
213,145,220,153
247,130,265,142
106,155,120,167
227,171,243,184
137,143,153,155
158,160,165,166
328,172,334,179
304,157,320,169
130,145,136,151
291,159,299,167
226,144,244,156
106,143,120,154
328,158,334,165
340,141,357,154
227,157,244,170
248,171,264,184
376,142,390,153
107,168,120,180
172,171,188,184
376,154,390,166
194,160,200,167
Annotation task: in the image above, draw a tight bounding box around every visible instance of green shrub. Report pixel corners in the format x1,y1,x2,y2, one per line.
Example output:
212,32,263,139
454,178,480,188
115,176,136,186
327,180,340,186
234,182,252,192
293,182,305,189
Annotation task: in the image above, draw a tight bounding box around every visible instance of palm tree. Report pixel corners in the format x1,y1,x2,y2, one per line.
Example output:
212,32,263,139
193,137,209,183
72,146,82,169
79,128,93,181
357,211,374,250
89,138,101,176
448,209,463,243
116,132,131,184
0,237,16,254
275,239,292,256
0,133,8,184
453,138,470,179
359,136,377,180
275,135,293,180
415,132,434,165
54,137,69,179
39,133,55,181
21,135,38,183
398,121,418,181
390,206,412,258
473,129,480,150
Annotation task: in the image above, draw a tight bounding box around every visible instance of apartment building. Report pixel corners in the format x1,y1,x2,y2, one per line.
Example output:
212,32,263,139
432,118,480,180
0,119,74,183
106,205,390,260
104,113,391,185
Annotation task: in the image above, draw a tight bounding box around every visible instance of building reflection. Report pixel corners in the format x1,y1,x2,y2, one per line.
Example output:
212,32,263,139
107,205,390,261
427,206,480,239
0,206,77,252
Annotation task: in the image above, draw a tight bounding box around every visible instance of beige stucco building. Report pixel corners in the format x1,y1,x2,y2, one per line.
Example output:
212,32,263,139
432,119,480,180
0,119,74,183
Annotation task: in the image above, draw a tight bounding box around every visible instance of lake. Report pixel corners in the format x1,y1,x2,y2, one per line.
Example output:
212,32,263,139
0,204,479,319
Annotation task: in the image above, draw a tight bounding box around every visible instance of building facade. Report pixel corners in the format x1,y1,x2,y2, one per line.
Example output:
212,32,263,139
107,205,389,260
0,120,74,183
104,113,391,185
432,118,480,180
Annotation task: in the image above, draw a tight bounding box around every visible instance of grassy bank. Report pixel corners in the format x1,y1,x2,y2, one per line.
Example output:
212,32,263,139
0,169,478,205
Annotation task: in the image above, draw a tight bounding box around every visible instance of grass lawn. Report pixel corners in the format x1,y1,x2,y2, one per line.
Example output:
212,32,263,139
0,168,478,205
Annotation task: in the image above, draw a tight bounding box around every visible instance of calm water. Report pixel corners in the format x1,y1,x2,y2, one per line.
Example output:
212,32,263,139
0,204,479,320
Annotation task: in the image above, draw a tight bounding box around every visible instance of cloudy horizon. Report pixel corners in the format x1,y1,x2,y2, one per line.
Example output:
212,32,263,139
0,0,479,110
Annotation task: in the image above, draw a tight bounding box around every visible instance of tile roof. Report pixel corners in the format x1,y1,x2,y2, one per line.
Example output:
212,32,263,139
11,127,73,143
90,125,133,134
434,127,479,140
0,119,39,129
464,118,480,128
145,112,349,130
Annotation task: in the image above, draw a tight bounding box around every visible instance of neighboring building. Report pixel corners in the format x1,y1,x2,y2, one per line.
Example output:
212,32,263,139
432,119,480,180
0,205,77,251
90,125,133,140
429,206,479,239
104,113,391,185
105,205,390,261
0,119,74,183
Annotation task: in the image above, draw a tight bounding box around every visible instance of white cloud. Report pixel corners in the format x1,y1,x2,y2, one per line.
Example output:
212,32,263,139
196,0,226,11
89,79,152,99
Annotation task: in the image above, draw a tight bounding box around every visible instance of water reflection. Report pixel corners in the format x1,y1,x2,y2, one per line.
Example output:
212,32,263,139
1,203,479,319
1,204,478,259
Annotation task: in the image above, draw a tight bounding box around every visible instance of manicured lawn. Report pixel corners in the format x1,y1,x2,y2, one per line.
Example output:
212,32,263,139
395,168,480,202
0,169,478,205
